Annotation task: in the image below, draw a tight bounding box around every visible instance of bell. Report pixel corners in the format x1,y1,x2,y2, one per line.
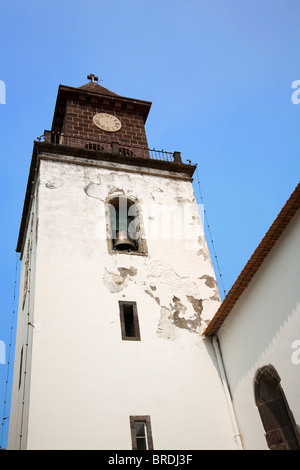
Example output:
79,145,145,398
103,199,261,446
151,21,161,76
114,231,137,251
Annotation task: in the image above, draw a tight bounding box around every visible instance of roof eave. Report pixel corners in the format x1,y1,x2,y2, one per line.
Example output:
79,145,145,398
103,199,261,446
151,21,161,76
203,181,300,336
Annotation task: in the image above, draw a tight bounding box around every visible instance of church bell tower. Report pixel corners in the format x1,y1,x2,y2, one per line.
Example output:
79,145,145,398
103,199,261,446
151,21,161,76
8,75,236,450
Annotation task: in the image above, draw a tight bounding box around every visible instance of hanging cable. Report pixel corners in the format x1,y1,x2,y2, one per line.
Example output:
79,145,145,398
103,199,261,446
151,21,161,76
18,161,39,450
0,252,19,449
195,166,227,298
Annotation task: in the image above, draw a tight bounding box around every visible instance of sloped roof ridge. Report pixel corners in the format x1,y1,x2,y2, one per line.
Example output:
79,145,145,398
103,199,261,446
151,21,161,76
78,81,119,96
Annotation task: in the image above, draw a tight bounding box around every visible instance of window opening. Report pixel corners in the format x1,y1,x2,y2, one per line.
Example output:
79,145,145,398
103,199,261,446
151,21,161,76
119,301,140,341
254,365,300,450
124,304,135,337
130,416,153,450
109,197,138,252
18,347,23,390
135,421,148,450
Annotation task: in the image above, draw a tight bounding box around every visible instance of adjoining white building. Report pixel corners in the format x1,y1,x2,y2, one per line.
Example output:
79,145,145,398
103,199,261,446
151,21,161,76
8,77,237,450
204,182,300,450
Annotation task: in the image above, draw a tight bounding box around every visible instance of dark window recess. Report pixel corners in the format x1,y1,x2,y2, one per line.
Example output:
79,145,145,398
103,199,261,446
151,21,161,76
119,301,140,341
135,422,148,450
124,305,135,337
254,365,300,450
130,416,154,450
18,347,24,390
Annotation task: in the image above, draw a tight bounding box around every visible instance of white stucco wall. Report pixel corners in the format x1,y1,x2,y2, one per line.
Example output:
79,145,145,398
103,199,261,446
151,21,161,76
10,153,237,450
218,209,300,450
8,185,38,450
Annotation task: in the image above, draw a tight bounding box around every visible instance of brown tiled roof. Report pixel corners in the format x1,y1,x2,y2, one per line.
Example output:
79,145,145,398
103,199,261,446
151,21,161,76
78,82,120,96
203,181,300,336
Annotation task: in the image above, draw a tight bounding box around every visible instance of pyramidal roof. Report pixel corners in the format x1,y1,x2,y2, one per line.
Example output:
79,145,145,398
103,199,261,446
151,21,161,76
78,81,119,97
51,77,152,134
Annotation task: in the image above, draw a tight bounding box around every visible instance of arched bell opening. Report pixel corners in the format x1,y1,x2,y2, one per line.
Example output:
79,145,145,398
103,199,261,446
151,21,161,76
108,196,139,252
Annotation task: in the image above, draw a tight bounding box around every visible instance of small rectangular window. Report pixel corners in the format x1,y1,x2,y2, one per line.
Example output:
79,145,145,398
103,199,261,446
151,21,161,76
18,346,24,390
130,416,153,450
119,301,141,341
135,421,148,450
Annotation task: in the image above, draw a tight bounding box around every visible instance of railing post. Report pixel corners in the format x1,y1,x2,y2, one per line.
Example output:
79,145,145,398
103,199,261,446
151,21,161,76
44,130,52,143
173,151,182,163
111,142,120,155
59,133,64,145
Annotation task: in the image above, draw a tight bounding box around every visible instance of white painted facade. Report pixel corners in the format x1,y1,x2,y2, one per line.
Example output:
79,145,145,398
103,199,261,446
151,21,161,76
8,152,237,450
217,209,300,450
8,182,38,450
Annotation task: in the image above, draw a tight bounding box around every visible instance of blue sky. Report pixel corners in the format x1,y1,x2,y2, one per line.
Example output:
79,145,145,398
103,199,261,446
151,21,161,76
0,0,300,448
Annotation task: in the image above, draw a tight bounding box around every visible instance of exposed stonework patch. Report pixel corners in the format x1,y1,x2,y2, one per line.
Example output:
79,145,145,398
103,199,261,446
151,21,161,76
103,266,137,293
170,296,188,329
175,197,192,205
107,186,125,196
144,289,160,305
209,292,221,302
186,295,203,316
196,236,209,260
200,275,221,302
200,274,217,289
118,266,137,278
101,256,218,336
157,307,178,340
169,296,202,333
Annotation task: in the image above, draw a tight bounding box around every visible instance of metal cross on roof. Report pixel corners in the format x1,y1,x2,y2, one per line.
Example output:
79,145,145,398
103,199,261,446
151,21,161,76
87,74,99,83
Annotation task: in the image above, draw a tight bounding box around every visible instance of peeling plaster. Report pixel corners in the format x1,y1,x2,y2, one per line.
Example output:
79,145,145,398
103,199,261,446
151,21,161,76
84,182,105,201
186,295,204,316
107,186,125,196
38,159,223,350
103,266,137,293
200,274,217,289
86,166,222,338
157,307,178,340
200,274,221,302
170,296,202,333
102,256,220,336
45,179,64,190
144,289,160,305
196,236,209,260
118,266,137,278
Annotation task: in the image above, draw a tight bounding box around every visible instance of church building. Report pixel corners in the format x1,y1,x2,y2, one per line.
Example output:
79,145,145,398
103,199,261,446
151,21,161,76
204,181,300,450
8,75,237,450
8,75,300,451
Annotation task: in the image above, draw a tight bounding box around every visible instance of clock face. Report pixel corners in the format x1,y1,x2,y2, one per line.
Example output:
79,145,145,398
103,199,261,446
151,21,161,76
93,113,122,132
